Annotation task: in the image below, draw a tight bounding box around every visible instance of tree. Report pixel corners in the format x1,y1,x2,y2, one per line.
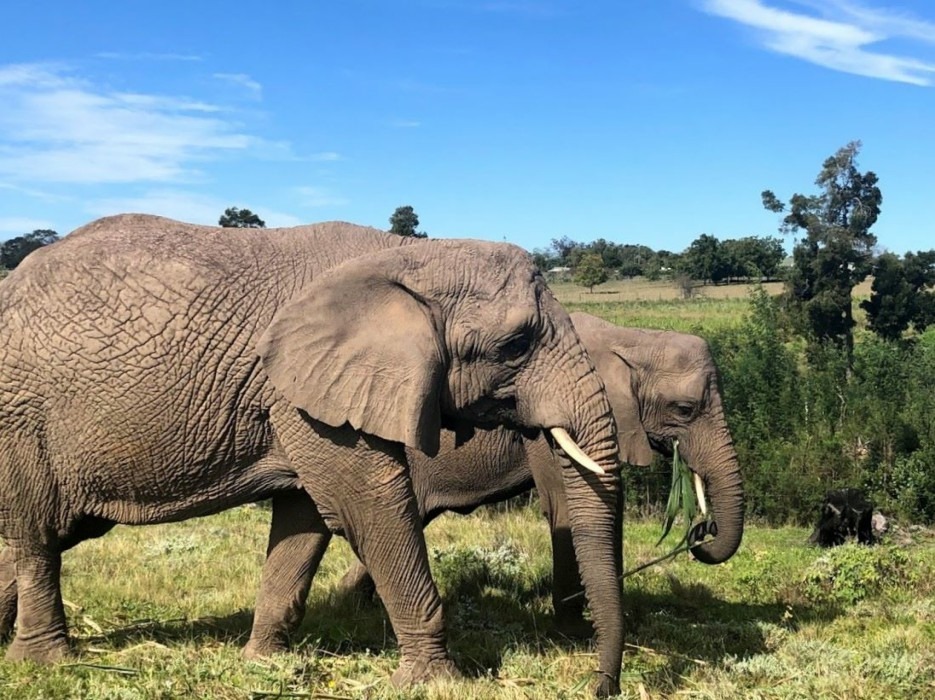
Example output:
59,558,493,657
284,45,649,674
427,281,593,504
645,250,678,280
550,236,582,265
219,207,266,228
721,236,786,281
0,229,60,270
762,140,881,370
682,233,728,284
389,205,427,238
861,251,935,340
574,253,608,292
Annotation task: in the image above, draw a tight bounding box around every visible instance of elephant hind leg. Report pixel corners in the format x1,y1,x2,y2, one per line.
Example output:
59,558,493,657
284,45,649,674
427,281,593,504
5,546,69,663
0,548,17,642
335,559,377,605
244,490,332,659
0,515,116,644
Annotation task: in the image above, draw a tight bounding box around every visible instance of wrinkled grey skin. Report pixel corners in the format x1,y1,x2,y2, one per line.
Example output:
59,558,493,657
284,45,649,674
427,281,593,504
0,216,622,693
336,312,745,628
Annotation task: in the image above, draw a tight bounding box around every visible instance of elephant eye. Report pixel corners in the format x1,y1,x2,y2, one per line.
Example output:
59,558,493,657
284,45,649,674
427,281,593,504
672,401,696,419
499,332,532,361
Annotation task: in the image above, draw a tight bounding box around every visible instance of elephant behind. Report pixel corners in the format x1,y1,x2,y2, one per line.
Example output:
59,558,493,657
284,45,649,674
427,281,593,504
336,312,745,628
0,215,623,695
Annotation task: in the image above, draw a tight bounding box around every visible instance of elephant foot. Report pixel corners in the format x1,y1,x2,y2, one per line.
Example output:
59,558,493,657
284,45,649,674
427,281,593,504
593,672,621,698
390,656,461,687
242,636,291,660
5,634,71,664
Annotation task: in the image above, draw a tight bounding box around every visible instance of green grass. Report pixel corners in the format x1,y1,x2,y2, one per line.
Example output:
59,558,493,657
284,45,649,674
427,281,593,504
1,506,932,699
551,280,765,334
550,278,875,335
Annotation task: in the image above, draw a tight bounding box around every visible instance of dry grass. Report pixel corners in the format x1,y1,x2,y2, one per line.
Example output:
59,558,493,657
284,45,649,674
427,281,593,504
551,278,874,306
1,506,932,699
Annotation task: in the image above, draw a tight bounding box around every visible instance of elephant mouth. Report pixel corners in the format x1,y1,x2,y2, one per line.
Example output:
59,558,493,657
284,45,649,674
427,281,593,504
650,435,711,525
649,436,674,459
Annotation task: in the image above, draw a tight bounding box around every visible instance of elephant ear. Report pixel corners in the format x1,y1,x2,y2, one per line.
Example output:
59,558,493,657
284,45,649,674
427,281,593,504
591,349,654,467
257,258,446,457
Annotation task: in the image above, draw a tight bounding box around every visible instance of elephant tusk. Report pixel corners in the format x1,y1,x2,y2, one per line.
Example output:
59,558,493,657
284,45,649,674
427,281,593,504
693,472,708,517
550,427,606,475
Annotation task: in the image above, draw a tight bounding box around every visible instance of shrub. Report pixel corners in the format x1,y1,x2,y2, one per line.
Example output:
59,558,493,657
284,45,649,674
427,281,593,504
799,544,913,606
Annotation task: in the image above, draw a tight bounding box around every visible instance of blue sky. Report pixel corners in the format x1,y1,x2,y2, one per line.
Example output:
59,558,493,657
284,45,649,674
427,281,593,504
2,0,934,255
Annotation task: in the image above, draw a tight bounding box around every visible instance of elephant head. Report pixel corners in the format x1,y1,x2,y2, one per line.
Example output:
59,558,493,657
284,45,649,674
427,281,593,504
258,239,618,470
258,240,625,694
571,312,744,565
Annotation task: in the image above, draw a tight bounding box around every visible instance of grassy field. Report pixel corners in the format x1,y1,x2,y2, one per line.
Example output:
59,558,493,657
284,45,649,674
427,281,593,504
550,278,874,334
0,505,932,699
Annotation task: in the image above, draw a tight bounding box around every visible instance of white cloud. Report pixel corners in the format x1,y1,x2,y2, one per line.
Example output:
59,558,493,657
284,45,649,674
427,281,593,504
0,63,259,185
700,0,935,85
310,151,342,161
96,52,203,62
85,189,304,229
295,186,350,208
0,181,71,203
0,216,57,235
391,119,422,128
213,72,263,99
85,190,233,225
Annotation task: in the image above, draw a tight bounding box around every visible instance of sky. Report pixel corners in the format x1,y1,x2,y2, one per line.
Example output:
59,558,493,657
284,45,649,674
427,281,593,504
2,0,934,255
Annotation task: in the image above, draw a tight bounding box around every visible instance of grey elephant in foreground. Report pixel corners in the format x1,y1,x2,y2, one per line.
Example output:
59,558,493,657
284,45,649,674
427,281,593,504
334,312,744,627
0,215,623,694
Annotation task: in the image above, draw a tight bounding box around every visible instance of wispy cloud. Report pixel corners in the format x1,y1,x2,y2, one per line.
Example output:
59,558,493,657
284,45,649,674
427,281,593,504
96,51,203,62
391,119,422,128
213,72,263,99
0,216,57,235
310,151,342,161
478,1,560,17
85,189,304,228
295,186,349,208
0,63,259,184
700,0,935,85
426,0,562,18
0,181,72,203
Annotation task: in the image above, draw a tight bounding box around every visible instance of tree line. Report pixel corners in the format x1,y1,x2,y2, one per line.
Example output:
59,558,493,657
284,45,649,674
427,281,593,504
532,232,787,285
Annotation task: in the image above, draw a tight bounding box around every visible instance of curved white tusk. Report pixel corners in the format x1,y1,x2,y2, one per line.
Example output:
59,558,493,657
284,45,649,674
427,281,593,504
550,428,606,475
693,472,708,517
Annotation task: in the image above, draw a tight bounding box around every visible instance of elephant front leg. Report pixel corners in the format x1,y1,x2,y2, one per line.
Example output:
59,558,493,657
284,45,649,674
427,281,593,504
535,480,589,636
5,548,70,663
300,443,459,687
244,490,332,659
548,525,589,635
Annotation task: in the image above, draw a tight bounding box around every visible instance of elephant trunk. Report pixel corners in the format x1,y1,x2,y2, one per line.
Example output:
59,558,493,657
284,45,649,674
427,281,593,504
550,342,622,695
562,468,623,697
683,406,744,565
513,295,622,695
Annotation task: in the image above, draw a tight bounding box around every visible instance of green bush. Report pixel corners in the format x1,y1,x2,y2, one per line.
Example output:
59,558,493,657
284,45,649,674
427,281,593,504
799,544,913,606
430,539,529,594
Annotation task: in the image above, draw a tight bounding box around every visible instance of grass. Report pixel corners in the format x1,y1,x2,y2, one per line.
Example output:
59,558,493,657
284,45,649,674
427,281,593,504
1,505,932,699
550,278,875,334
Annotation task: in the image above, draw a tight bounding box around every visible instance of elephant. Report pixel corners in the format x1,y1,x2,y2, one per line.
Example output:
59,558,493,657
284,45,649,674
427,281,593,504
0,215,623,694
333,312,745,629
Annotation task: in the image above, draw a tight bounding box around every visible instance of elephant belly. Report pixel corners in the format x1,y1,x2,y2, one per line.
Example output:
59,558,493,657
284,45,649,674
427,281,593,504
44,382,300,524
79,452,301,525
